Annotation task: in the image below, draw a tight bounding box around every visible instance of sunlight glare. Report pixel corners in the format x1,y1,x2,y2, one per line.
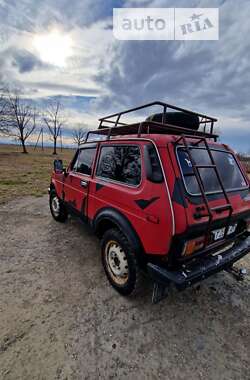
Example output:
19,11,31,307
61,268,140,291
33,30,73,67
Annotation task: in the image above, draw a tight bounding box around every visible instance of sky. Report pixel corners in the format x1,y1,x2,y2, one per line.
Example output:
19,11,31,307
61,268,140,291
0,0,249,152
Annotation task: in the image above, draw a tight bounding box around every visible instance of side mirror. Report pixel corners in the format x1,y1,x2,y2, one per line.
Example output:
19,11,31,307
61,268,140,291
54,159,63,173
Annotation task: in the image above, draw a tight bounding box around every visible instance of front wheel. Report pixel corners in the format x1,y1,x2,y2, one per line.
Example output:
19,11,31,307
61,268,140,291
49,190,68,222
101,228,143,296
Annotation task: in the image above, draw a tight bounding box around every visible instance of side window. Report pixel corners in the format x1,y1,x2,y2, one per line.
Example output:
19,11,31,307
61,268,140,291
73,148,97,175
96,145,141,186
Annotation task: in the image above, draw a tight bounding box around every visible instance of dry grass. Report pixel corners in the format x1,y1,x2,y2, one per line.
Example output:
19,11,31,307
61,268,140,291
0,144,75,204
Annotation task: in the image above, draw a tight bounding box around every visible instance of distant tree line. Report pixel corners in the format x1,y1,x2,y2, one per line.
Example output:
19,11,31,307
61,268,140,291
238,153,250,173
0,88,88,154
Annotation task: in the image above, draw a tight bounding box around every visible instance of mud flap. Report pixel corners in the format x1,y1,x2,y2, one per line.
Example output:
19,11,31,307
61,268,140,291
152,282,169,304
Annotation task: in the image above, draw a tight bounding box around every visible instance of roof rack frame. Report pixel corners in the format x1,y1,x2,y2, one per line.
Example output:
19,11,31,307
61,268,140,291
84,121,218,144
99,101,217,130
84,101,218,144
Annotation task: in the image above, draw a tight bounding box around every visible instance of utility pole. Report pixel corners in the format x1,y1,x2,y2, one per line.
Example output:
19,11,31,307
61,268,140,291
60,128,63,152
41,128,44,151
34,127,44,151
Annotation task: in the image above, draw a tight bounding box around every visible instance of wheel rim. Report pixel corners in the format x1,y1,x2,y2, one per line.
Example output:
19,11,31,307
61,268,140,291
51,195,60,217
105,240,129,285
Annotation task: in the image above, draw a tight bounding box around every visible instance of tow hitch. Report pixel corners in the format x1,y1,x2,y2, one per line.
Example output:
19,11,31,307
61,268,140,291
225,266,247,281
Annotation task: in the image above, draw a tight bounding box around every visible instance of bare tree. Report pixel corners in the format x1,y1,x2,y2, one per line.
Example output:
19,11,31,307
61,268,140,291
44,100,65,154
0,91,9,134
72,125,87,146
5,91,36,153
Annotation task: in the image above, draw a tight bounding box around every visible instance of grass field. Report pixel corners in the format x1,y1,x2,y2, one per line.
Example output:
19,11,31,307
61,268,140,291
0,144,75,204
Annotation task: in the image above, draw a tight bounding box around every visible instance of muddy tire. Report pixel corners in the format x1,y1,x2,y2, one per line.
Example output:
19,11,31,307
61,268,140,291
101,228,143,296
49,190,68,222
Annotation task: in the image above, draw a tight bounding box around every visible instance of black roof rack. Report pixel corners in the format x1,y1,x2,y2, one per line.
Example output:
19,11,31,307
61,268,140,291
84,101,218,143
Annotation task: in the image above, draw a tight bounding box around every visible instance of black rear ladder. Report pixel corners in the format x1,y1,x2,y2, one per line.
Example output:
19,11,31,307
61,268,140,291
175,135,233,245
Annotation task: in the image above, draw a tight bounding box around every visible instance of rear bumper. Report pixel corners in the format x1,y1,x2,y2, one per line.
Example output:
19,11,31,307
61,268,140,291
147,237,250,290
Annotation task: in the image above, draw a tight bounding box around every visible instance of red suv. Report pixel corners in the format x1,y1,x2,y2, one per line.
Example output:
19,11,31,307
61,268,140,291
49,101,250,302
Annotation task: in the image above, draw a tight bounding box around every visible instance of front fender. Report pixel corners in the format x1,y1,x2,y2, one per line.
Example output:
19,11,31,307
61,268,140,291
49,174,64,200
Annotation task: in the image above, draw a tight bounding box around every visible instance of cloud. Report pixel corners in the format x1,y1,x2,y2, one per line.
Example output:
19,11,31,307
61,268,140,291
11,49,48,73
89,0,250,152
24,81,100,97
0,17,113,97
0,0,121,32
0,0,249,152
95,0,250,114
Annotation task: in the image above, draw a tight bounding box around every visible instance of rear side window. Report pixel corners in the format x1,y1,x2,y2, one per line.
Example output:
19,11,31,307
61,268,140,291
73,148,97,175
177,147,248,195
96,145,141,186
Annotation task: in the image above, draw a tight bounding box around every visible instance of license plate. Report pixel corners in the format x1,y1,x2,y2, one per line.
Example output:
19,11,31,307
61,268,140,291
212,223,237,241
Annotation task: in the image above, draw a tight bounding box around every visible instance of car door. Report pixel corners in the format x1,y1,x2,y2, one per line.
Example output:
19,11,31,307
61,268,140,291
89,141,173,255
64,144,97,217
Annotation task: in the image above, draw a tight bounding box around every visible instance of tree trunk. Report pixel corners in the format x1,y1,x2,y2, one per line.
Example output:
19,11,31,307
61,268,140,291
21,138,28,154
53,137,57,155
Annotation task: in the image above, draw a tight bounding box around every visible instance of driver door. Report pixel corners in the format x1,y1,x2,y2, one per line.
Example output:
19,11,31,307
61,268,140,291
64,145,97,217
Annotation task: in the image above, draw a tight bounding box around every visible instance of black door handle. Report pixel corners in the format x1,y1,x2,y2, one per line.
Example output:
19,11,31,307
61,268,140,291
80,180,88,188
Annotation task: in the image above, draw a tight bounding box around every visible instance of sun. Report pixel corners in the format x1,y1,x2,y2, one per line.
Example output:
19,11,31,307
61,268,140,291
33,30,73,67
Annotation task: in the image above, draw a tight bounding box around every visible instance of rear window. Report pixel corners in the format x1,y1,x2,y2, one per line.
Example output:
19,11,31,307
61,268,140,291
177,147,248,195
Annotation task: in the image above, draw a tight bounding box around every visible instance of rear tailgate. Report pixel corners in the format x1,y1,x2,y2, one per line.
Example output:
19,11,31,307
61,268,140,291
169,140,250,232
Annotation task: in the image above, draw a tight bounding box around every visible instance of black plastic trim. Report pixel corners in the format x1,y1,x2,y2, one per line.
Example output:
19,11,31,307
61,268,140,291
135,197,160,210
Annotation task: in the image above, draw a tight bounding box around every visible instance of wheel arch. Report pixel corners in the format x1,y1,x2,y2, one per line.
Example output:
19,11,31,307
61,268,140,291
49,180,61,199
93,207,145,260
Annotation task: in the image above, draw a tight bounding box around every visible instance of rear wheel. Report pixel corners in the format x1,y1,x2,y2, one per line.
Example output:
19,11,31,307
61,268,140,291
101,228,143,296
49,190,68,222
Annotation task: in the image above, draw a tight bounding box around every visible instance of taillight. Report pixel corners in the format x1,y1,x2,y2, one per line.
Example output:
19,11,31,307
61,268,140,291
182,236,206,257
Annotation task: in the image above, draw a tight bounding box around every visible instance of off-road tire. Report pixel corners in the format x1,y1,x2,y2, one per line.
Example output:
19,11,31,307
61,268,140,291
49,190,68,222
101,228,143,296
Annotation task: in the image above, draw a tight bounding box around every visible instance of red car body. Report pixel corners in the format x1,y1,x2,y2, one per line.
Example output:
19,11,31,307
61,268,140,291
51,134,250,254
49,102,250,300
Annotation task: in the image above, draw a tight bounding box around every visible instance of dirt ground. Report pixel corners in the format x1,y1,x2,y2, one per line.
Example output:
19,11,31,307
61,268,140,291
0,196,250,380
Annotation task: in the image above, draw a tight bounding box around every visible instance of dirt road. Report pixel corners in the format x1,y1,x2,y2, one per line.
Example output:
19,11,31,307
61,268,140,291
0,196,249,380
